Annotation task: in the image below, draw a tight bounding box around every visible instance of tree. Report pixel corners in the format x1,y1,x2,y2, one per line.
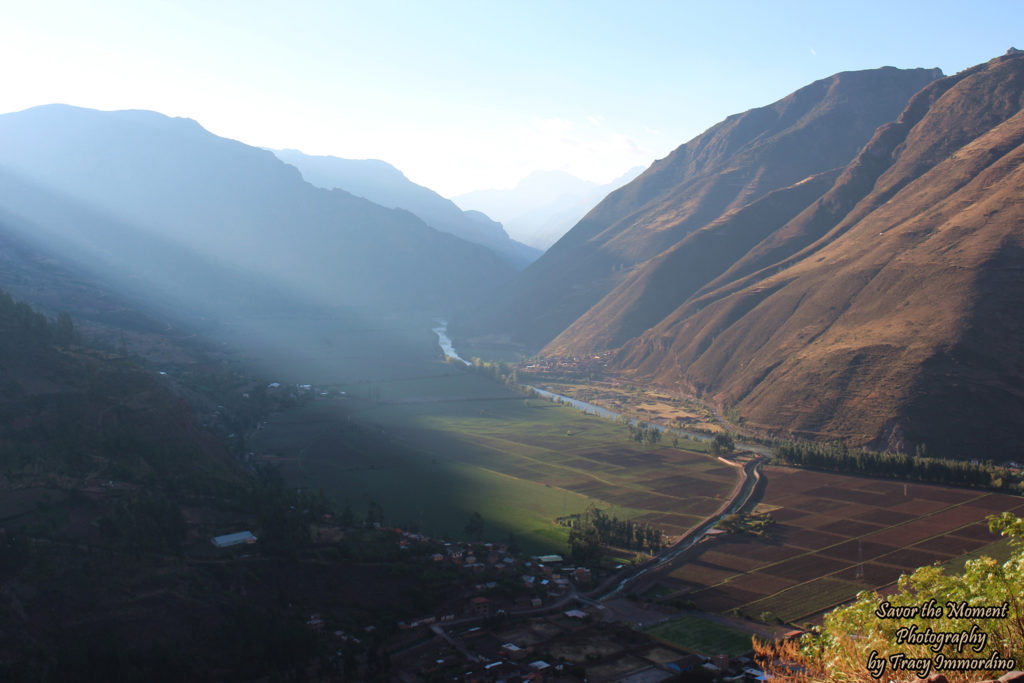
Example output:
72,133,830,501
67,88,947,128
340,500,356,527
709,433,735,455
366,499,384,526
464,511,485,540
568,519,602,565
52,311,79,346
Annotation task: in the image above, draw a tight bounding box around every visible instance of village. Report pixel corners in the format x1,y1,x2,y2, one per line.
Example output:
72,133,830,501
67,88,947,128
198,379,782,681
206,519,779,682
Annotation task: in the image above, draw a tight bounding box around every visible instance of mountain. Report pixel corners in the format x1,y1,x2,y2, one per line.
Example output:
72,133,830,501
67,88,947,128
452,65,943,352
0,105,515,323
607,51,1024,458
454,167,643,250
460,52,1024,459
273,149,541,267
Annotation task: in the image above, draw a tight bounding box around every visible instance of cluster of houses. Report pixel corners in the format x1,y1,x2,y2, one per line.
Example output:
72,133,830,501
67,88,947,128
409,541,596,617
431,541,517,573
206,510,775,681
401,610,773,683
519,353,612,378
262,381,342,399
517,558,591,602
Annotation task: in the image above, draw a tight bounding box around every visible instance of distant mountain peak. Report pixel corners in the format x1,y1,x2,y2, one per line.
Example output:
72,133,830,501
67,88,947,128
272,148,540,268
454,166,644,250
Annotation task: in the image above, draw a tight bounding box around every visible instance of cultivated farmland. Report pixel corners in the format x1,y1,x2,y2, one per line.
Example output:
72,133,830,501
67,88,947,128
656,466,1024,624
250,364,737,552
250,349,1024,622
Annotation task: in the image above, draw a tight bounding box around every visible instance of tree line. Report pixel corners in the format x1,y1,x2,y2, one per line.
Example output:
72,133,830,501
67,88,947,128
626,419,663,444
563,504,664,564
0,289,80,349
773,440,1024,493
461,356,518,387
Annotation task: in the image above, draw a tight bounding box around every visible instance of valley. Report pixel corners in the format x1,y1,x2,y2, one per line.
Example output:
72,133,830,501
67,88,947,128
1,45,1023,682
247,355,738,553
224,318,1022,679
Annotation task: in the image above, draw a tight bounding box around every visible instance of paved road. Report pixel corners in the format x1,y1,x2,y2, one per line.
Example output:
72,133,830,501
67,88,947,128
592,453,765,600
425,451,767,662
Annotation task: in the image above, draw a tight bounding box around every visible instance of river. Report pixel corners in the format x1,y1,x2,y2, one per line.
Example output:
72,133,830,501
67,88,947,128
432,320,470,365
432,321,714,443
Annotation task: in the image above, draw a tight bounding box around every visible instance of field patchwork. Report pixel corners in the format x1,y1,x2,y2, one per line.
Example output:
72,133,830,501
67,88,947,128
251,366,736,552
659,466,1024,623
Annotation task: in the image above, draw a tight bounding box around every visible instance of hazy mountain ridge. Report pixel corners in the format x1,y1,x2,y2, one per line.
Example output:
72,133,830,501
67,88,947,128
601,52,1024,457
273,149,541,268
452,66,943,351
0,105,516,321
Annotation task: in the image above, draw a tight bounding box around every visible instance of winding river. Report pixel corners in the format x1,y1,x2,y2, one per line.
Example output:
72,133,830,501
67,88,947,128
432,321,772,457
432,320,470,365
433,321,712,443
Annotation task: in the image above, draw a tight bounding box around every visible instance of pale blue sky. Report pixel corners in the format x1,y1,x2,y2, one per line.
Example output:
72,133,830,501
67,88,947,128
1,1,1019,196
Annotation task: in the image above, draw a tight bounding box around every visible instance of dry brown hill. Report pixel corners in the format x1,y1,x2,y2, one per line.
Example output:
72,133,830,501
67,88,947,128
609,51,1024,458
452,66,942,350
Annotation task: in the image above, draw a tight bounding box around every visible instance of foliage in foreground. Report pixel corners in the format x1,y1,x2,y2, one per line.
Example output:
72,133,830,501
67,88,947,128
755,513,1024,682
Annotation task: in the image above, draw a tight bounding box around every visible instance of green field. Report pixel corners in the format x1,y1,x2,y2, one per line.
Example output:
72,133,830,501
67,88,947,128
645,614,754,656
250,363,736,552
738,577,872,624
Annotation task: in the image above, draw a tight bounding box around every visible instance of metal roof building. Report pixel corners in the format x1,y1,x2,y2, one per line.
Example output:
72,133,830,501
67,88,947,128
211,531,257,548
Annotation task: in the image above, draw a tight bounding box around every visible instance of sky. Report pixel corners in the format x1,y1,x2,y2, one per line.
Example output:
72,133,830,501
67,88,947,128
1,1,1021,197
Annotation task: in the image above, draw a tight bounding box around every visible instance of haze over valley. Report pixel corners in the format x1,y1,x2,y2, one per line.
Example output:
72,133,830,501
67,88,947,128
453,167,644,250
